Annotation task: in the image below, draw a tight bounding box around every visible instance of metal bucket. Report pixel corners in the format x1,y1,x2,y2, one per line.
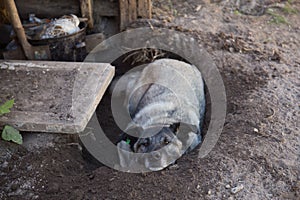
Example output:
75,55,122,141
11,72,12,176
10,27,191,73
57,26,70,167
28,22,87,62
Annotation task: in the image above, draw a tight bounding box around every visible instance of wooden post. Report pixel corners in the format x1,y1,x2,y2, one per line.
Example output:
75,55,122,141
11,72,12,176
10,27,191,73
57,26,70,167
119,0,129,30
119,0,152,30
137,0,151,19
128,0,137,22
4,0,34,60
80,0,94,29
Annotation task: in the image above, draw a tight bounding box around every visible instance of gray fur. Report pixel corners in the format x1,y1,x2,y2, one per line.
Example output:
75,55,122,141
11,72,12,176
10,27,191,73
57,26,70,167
115,58,205,170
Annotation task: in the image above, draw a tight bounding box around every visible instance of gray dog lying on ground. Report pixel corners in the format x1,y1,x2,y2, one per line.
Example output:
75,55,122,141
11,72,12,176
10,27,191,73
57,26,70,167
112,58,205,171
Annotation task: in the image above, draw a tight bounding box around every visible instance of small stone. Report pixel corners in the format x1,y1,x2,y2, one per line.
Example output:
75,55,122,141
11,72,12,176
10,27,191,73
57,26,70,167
254,128,259,133
168,164,179,170
109,177,115,182
27,165,33,170
88,174,95,180
10,183,19,191
231,184,244,194
266,194,273,198
90,189,97,194
165,16,172,22
207,189,212,195
195,5,202,12
141,172,148,177
188,169,193,173
225,184,231,189
2,161,8,168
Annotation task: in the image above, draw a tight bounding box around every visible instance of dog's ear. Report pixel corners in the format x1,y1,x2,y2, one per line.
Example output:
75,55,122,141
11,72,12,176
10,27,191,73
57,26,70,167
169,123,180,133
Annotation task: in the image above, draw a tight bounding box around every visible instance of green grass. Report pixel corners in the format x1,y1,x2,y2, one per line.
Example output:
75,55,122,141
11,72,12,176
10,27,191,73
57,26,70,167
283,2,298,14
168,0,178,16
267,9,288,24
234,10,241,15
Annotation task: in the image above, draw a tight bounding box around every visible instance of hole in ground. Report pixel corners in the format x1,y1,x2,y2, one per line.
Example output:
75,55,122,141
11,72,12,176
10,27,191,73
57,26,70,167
82,48,211,168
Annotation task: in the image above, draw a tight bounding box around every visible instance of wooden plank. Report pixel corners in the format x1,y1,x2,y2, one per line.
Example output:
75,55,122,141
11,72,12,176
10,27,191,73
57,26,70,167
147,0,152,19
15,0,118,20
137,0,151,18
119,0,141,30
128,0,137,22
93,0,119,17
15,0,80,19
80,0,94,29
137,0,145,18
0,60,115,133
119,0,129,30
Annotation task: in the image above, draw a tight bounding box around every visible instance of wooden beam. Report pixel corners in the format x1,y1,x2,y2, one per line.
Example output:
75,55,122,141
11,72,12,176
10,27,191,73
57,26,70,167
119,0,129,30
80,0,94,29
128,0,137,22
137,0,151,18
147,0,152,18
14,0,118,20
15,0,80,19
93,0,119,17
119,0,152,30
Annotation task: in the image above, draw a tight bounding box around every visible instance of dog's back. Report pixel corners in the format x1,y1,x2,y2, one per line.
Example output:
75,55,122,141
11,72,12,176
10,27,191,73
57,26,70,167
115,58,206,170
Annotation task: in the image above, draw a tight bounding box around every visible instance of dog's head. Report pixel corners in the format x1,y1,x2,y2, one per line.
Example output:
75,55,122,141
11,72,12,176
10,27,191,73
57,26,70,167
133,126,179,153
134,126,183,171
118,123,200,171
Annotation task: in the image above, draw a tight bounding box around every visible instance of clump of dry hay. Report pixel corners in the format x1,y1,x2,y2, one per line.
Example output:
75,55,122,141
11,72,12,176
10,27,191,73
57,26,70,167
123,48,166,65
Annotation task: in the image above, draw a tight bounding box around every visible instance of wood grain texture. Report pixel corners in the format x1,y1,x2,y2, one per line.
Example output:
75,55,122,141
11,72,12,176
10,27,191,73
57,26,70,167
93,0,119,17
80,0,94,28
119,0,129,30
0,60,115,133
128,0,137,22
15,0,80,19
137,0,152,19
137,0,151,18
15,0,118,20
119,0,152,30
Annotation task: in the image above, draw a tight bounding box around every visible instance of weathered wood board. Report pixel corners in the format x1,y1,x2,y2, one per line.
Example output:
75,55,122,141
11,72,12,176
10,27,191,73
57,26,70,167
80,0,94,28
119,0,152,30
15,0,119,20
0,60,114,133
137,0,152,18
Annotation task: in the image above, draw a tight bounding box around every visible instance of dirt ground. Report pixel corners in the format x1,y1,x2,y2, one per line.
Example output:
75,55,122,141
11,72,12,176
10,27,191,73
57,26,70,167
0,0,299,199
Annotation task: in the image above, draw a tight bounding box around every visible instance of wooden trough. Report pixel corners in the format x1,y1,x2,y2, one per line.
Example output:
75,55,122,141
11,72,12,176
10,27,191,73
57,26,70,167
0,60,114,133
